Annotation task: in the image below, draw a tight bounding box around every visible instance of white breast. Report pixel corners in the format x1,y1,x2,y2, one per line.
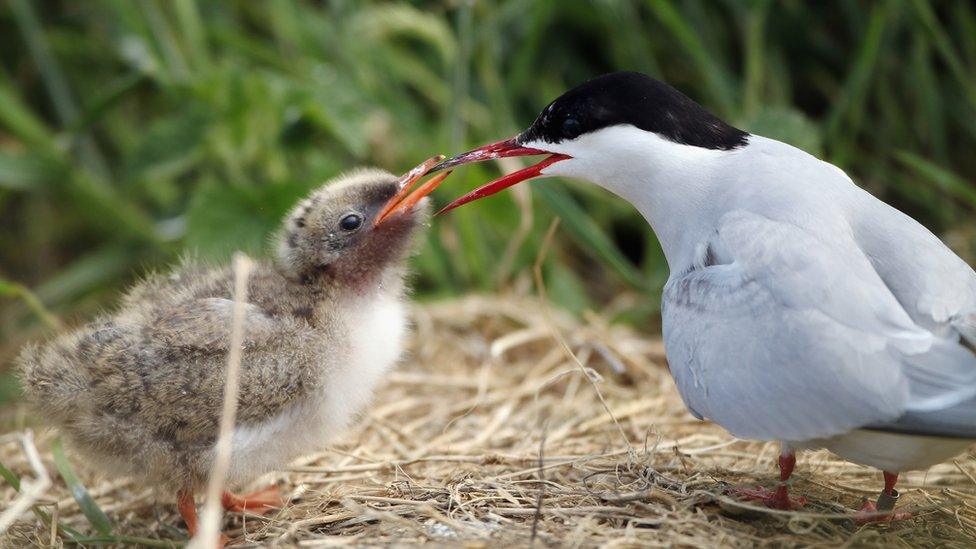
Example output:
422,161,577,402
325,292,407,429
223,292,407,486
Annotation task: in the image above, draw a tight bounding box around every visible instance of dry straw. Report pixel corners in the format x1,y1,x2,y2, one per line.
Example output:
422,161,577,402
190,253,254,548
2,293,976,545
0,431,49,535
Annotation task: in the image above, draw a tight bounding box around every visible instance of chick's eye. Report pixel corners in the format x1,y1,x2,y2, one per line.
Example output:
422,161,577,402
562,117,582,138
339,213,363,231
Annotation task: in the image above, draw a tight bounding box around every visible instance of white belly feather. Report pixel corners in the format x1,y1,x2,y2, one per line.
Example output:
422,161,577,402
795,430,972,472
224,293,406,486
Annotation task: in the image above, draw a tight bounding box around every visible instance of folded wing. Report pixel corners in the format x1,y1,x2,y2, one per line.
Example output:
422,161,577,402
663,210,976,442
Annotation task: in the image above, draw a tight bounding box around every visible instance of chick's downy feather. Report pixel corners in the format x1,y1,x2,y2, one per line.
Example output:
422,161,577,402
18,169,422,492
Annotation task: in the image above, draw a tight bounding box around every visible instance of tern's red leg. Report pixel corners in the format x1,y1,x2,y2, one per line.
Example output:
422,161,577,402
727,452,807,510
221,484,281,514
855,471,912,524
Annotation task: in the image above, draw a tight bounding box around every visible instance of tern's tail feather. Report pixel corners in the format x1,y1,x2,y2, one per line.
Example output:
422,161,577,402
956,313,976,351
902,337,976,413
875,333,976,439
868,396,976,439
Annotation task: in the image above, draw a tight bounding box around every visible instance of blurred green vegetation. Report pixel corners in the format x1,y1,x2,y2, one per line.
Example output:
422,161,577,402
2,1,976,391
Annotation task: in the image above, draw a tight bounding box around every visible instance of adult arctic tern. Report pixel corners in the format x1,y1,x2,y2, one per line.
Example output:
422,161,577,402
433,71,976,517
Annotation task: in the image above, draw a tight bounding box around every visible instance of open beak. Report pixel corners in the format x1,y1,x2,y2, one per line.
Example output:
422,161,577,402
429,137,571,215
375,155,453,226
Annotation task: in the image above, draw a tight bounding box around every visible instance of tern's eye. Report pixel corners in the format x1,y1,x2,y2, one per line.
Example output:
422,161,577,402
339,213,363,231
561,117,582,139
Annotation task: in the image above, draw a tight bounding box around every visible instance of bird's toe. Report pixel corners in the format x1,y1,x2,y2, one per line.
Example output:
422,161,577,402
221,484,282,515
726,485,806,511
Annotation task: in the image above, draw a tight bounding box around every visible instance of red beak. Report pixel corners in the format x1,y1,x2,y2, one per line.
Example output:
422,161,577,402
431,137,571,215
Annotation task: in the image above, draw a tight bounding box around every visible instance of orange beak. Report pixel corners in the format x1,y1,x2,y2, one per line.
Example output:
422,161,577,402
375,156,453,225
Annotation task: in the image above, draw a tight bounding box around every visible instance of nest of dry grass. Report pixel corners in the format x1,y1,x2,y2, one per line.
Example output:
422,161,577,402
3,294,976,547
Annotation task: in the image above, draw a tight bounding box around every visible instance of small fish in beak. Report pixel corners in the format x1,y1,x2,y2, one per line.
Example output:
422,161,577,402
375,155,453,225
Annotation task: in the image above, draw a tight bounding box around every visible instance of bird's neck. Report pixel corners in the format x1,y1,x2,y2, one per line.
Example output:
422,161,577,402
284,262,407,308
621,151,724,271
552,127,746,272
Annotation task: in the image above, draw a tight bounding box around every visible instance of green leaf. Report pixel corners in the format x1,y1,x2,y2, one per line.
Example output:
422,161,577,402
61,534,180,547
125,107,209,182
0,461,89,543
186,180,313,259
824,4,888,163
910,0,976,114
0,82,59,155
535,184,646,290
742,0,772,116
34,246,138,308
69,73,147,136
894,151,976,210
545,262,592,316
0,279,20,295
52,438,114,536
0,151,63,190
0,458,21,492
349,4,456,68
645,0,737,114
0,372,22,406
305,83,375,158
0,277,61,329
739,107,822,155
173,0,211,72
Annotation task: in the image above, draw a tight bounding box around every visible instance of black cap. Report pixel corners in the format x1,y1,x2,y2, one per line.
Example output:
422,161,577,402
518,71,748,151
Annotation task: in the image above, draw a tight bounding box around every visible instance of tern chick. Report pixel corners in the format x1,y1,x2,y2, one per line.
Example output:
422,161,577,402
17,163,448,542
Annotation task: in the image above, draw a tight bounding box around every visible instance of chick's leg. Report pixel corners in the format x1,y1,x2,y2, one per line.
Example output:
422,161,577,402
221,484,282,514
177,488,230,546
177,489,199,536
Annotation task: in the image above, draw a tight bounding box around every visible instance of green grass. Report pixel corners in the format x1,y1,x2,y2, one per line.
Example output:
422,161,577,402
1,1,975,402
1,442,179,545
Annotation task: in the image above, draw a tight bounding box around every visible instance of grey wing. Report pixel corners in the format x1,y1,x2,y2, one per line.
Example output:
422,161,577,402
846,196,976,437
663,211,976,442
850,193,976,338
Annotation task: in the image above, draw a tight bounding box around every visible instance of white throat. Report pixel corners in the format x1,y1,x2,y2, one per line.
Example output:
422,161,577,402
523,125,746,271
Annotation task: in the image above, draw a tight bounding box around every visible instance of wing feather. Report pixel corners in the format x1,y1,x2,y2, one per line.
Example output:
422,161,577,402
663,211,976,441
868,396,976,439
850,194,976,333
